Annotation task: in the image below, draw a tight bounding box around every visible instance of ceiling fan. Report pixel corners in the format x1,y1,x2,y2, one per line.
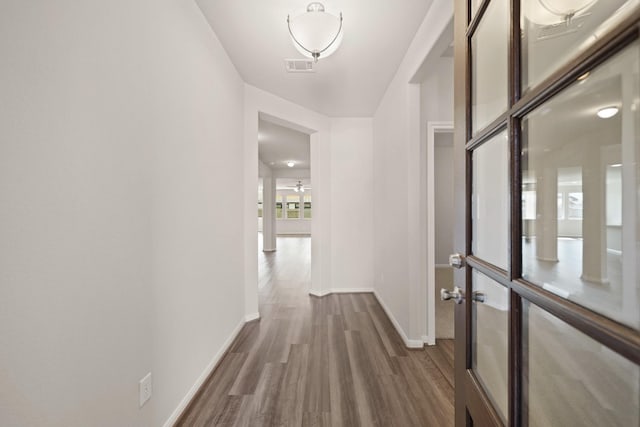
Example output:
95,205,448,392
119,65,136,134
286,180,306,193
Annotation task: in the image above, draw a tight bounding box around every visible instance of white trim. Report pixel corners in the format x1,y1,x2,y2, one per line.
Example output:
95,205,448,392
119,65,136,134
426,121,454,349
373,291,424,349
581,274,610,285
163,317,247,427
244,312,260,322
276,232,312,236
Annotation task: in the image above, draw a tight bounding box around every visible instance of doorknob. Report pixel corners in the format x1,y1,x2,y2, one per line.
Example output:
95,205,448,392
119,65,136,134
472,291,486,303
441,286,464,304
449,253,465,269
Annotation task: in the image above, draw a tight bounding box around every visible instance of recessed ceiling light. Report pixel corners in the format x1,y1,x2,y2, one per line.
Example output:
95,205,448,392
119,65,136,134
597,106,619,119
287,161,295,167
611,164,622,168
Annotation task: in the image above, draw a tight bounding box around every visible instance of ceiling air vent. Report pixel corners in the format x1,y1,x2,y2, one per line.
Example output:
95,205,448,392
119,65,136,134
285,59,315,73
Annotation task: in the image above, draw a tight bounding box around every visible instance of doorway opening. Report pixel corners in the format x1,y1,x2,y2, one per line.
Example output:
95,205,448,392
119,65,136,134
257,117,312,292
427,122,455,342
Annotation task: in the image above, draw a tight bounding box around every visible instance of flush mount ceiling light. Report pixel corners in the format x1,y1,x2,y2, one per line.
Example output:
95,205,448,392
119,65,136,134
287,161,295,167
524,0,597,25
597,106,619,119
287,2,343,62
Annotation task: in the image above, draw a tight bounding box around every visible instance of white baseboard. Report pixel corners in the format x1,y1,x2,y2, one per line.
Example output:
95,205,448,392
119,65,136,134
163,316,247,427
536,256,559,262
422,335,436,346
308,288,374,297
245,312,260,322
372,291,424,349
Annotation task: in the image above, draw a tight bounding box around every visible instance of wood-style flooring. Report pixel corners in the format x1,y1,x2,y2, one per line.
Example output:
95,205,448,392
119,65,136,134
177,236,454,426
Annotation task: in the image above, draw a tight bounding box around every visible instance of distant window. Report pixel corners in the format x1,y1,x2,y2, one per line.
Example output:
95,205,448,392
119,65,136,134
304,195,312,219
286,195,300,219
522,191,536,220
557,193,564,220
276,195,283,219
568,192,583,219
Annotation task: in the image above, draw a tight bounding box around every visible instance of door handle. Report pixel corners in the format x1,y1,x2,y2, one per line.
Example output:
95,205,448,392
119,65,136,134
472,291,486,303
449,253,465,269
441,286,464,304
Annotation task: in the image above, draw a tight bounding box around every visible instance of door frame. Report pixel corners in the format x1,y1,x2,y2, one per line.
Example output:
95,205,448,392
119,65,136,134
427,121,455,345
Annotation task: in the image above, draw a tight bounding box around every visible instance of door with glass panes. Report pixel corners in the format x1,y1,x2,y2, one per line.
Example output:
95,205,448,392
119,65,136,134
445,0,640,425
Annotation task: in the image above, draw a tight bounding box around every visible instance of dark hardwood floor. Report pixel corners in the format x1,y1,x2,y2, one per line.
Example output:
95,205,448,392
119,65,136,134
177,236,454,426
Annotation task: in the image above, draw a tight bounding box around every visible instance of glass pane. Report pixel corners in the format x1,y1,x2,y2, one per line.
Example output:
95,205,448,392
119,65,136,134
472,270,509,423
472,130,509,270
523,301,640,427
471,0,509,134
521,41,640,330
470,0,482,20
522,0,639,90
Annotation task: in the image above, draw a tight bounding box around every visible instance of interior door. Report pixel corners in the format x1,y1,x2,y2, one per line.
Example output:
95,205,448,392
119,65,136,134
448,1,640,426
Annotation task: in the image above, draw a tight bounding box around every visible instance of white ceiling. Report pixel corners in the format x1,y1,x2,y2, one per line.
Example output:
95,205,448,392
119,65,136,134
196,0,434,117
258,118,310,170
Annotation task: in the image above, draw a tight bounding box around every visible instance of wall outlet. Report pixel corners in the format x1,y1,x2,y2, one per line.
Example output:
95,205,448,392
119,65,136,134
139,372,152,407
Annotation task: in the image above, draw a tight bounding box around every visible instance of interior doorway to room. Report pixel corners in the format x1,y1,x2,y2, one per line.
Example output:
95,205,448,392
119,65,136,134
433,129,455,339
257,117,312,289
427,122,455,342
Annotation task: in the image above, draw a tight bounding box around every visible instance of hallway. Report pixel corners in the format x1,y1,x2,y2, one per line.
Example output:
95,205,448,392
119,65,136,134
178,237,454,426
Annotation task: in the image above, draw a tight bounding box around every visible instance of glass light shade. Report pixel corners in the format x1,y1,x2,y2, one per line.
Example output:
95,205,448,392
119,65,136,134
288,6,343,60
597,106,619,118
523,0,597,25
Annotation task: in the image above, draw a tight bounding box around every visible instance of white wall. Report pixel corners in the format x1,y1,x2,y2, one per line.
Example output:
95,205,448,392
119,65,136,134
373,0,453,346
421,58,454,125
0,1,245,426
330,118,375,291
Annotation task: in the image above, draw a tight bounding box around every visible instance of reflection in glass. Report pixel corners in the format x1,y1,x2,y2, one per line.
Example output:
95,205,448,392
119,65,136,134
522,0,639,90
521,41,640,329
473,130,509,270
470,0,483,20
472,270,509,424
471,0,509,134
523,301,640,427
